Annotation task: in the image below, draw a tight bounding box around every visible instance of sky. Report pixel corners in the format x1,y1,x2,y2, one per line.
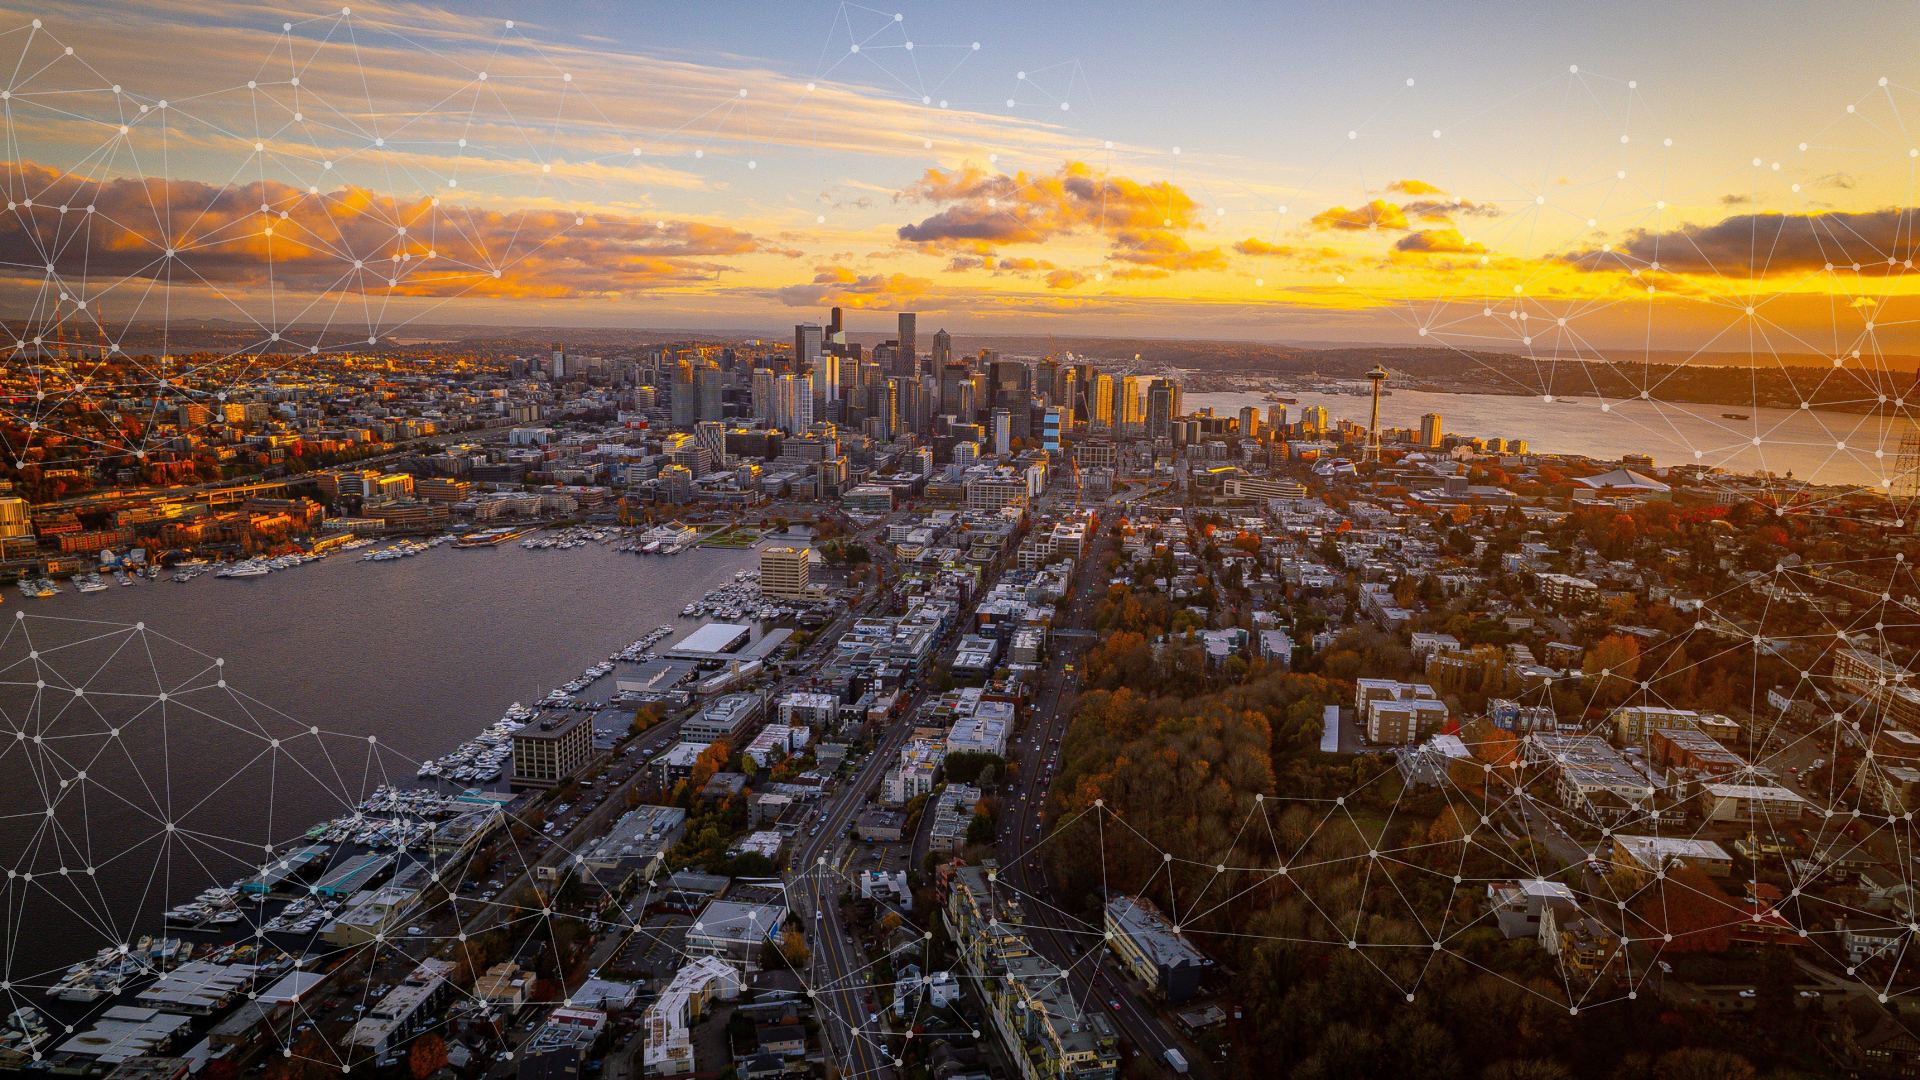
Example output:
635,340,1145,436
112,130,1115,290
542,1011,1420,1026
2,0,1920,359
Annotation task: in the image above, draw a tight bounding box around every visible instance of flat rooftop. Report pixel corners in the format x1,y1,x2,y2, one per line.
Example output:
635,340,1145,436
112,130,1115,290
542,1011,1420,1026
666,622,753,658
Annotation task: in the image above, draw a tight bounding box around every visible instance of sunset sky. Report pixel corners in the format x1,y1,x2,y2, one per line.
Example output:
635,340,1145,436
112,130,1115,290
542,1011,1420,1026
2,0,1919,354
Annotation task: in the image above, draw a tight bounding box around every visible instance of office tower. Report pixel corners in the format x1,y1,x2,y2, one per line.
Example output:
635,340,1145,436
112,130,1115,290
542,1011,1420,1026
761,546,811,599
932,327,951,368
827,307,847,349
1420,412,1443,447
672,361,698,428
1303,404,1329,432
1269,404,1287,432
696,420,728,469
1041,406,1063,451
954,440,980,465
898,312,917,376
751,368,776,423
1035,359,1058,405
698,361,724,422
941,361,974,420
990,360,1031,439
1239,406,1259,439
888,375,922,438
550,342,566,379
873,341,898,377
1146,379,1176,439
795,323,823,369
1092,373,1115,430
991,408,1011,454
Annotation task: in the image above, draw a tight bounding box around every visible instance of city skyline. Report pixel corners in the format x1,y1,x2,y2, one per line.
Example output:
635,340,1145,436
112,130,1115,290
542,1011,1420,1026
0,1,1918,352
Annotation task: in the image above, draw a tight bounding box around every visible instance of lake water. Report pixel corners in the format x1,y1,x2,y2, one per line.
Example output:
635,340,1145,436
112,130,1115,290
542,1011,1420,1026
0,539,754,986
1187,388,1912,490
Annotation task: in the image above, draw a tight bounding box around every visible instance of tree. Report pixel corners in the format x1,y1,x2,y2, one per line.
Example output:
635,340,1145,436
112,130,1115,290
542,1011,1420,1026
966,813,996,845
1634,864,1736,953
409,1034,448,1080
630,705,661,736
1653,1048,1754,1080
779,929,810,966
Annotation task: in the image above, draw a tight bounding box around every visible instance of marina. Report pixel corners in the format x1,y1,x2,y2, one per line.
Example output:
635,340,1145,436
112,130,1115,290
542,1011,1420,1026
0,538,760,985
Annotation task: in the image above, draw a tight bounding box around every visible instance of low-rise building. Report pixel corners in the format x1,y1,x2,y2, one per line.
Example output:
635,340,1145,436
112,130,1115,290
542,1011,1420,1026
685,901,788,973
641,958,741,1076
513,712,595,789
1610,835,1733,883
347,959,455,1057
1104,895,1214,1002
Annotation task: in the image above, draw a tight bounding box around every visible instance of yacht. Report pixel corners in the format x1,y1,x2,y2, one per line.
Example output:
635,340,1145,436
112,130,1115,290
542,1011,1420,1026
76,574,110,593
117,570,136,586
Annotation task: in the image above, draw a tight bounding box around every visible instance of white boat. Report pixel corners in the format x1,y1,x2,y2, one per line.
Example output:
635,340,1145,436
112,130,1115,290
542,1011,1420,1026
76,574,109,593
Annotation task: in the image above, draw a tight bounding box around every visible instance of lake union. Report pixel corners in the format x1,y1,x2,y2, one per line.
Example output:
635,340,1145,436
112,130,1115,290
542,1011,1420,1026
0,539,754,984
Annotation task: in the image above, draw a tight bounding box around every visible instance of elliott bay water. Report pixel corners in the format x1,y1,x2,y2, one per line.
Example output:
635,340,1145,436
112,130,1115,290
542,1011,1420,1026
0,540,754,987
1187,388,1910,490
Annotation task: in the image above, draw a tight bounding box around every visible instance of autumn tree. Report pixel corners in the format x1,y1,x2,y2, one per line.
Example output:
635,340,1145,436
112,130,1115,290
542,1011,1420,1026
1633,864,1736,953
1582,634,1643,708
409,1034,448,1080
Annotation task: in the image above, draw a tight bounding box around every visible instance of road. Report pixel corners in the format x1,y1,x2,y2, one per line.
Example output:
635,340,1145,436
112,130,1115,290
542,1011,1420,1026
993,517,1204,1078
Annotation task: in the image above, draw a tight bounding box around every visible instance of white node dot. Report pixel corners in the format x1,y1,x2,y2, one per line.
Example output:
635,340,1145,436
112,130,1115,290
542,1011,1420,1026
1348,130,1357,139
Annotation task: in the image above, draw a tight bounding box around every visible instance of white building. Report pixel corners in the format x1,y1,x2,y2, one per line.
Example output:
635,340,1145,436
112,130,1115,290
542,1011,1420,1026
641,958,741,1076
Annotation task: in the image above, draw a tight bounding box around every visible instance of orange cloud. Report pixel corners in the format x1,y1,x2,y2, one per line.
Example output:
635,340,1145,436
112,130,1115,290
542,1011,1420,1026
0,161,789,300
1313,199,1410,231
1109,231,1228,274
1234,238,1296,257
1393,228,1488,256
774,267,931,308
1046,269,1089,289
1387,179,1448,197
895,160,1206,256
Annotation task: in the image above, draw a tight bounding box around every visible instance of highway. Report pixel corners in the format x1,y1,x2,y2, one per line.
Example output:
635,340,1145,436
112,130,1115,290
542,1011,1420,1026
993,518,1203,1078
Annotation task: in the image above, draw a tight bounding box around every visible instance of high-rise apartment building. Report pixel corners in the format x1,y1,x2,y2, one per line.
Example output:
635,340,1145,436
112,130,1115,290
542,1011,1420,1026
672,361,698,428
1092,373,1115,430
1146,378,1177,440
698,361,723,422
1268,404,1287,432
696,421,728,469
751,368,776,423
1420,412,1443,447
775,373,813,435
1121,376,1147,434
991,408,1011,455
1239,406,1259,439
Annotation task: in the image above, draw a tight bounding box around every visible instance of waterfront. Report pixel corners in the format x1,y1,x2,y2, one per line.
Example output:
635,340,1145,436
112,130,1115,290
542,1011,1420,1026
0,538,755,985
1188,388,1911,489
